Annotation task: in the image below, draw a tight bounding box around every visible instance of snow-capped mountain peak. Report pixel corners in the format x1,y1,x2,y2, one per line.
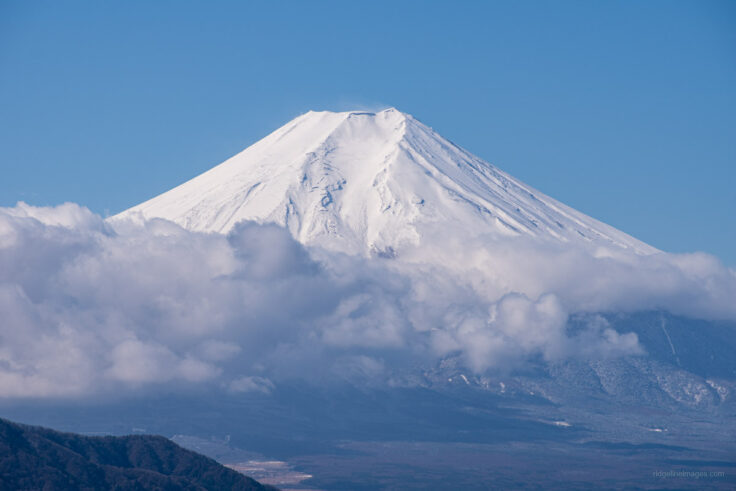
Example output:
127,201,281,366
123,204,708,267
114,108,656,256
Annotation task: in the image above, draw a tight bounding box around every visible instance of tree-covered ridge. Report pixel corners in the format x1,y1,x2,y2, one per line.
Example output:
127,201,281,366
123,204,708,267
0,417,277,490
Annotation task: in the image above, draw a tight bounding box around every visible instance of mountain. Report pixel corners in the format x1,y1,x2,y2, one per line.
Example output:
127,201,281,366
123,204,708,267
0,417,275,490
114,108,656,256
7,108,734,489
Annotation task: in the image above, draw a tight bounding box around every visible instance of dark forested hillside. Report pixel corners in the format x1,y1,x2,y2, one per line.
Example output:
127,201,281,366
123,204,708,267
0,417,276,490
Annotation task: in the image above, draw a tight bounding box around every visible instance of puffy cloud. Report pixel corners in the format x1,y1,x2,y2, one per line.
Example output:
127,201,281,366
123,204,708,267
0,202,733,398
399,231,736,321
319,293,410,348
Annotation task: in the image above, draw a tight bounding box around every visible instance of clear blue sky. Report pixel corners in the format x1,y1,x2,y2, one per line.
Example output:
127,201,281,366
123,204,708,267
1,1,734,264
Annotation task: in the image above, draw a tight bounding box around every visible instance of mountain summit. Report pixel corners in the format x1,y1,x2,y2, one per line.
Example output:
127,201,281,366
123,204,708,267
115,108,656,256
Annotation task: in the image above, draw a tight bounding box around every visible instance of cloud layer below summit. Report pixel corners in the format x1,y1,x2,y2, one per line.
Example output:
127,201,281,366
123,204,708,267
0,202,734,398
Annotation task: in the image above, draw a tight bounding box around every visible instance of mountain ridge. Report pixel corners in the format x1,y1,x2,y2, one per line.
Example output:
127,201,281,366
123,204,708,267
0,417,275,490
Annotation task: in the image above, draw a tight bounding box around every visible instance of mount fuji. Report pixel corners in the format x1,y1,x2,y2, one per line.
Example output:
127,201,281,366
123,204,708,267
4,108,734,489
115,108,656,257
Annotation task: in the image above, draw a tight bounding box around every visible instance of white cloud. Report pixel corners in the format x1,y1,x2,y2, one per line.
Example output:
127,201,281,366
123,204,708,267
228,376,275,394
0,202,733,398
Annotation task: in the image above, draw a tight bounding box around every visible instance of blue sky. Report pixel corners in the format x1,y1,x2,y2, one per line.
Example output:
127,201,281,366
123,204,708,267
1,0,734,264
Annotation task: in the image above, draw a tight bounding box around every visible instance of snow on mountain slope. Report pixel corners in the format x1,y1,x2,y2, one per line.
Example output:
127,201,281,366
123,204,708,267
113,108,657,256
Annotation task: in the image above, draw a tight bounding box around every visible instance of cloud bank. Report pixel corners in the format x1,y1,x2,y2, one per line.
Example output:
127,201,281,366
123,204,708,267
0,202,734,398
